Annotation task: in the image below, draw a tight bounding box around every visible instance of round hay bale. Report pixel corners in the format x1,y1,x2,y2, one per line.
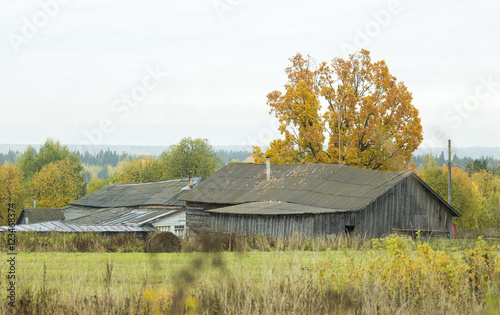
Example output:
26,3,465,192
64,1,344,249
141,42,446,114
144,232,182,253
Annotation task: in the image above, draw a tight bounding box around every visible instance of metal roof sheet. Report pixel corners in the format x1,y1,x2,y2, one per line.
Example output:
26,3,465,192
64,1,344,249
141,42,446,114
181,163,411,211
65,208,178,226
71,177,203,208
0,221,157,233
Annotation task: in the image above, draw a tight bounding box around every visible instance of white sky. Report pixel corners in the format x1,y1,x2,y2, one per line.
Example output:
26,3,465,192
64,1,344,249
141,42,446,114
0,0,499,149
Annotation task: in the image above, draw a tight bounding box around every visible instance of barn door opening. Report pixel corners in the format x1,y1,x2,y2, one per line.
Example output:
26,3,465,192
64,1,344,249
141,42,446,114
345,225,355,235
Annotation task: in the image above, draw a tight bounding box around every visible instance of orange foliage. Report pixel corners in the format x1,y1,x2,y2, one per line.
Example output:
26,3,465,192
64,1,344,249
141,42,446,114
254,50,423,171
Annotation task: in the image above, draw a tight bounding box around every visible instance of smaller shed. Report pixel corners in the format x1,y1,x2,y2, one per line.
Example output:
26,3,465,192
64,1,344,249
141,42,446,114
0,220,157,239
16,208,65,225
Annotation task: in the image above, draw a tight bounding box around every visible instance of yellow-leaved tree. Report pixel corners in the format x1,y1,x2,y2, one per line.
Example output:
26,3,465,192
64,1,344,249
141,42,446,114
29,158,86,208
419,155,490,230
0,163,24,225
111,156,167,184
253,50,423,171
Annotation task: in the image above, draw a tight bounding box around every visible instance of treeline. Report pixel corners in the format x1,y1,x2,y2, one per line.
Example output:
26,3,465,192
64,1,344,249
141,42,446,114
77,149,125,168
0,150,22,165
0,138,224,225
216,150,252,164
412,153,500,174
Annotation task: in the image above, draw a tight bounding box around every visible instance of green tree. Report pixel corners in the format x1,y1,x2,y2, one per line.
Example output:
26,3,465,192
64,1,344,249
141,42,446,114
161,138,222,178
19,139,83,179
111,156,167,184
86,177,109,195
18,146,38,178
465,159,488,176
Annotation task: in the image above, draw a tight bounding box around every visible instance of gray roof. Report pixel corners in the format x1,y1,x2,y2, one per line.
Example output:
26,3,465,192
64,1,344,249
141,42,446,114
181,163,411,212
66,207,178,225
17,208,64,224
0,221,157,233
71,177,203,208
207,201,349,215
61,205,102,221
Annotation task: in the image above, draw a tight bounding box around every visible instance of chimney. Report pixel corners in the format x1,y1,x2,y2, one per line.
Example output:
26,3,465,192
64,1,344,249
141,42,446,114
266,157,271,181
188,171,193,187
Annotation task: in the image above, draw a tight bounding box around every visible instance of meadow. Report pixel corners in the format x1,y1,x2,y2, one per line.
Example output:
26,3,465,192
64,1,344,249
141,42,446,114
1,234,499,314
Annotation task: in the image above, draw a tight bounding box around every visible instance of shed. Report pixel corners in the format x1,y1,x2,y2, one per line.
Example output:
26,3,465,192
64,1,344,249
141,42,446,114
16,208,65,225
180,163,460,238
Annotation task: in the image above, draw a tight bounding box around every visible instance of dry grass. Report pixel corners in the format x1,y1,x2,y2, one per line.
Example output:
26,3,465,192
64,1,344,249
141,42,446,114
1,234,499,314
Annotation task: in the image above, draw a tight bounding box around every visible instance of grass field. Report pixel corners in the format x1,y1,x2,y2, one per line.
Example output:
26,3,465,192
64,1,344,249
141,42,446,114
1,235,500,314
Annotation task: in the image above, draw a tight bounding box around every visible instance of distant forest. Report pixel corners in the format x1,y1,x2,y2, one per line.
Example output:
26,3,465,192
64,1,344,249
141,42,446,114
412,152,500,173
2,147,500,179
0,148,252,181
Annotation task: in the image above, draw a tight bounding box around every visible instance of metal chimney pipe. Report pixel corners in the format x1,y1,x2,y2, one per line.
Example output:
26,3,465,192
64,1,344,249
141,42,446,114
189,171,193,187
266,157,271,181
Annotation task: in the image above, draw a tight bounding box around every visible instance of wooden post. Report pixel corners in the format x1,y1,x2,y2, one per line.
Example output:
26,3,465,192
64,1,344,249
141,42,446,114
448,139,452,205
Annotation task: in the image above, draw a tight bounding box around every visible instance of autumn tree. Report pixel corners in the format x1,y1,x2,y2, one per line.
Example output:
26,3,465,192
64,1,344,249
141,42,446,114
161,137,222,178
253,50,423,171
28,158,86,208
0,163,24,225
420,155,490,230
111,156,167,184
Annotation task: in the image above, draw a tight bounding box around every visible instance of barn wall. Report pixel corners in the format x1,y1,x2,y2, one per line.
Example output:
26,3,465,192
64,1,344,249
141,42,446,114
186,175,455,238
202,213,317,238
389,175,452,237
188,210,366,238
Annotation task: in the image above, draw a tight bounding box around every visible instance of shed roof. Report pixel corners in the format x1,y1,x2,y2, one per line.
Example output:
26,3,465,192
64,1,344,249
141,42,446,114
181,163,410,211
71,177,203,208
207,201,349,215
0,221,157,233
17,208,65,224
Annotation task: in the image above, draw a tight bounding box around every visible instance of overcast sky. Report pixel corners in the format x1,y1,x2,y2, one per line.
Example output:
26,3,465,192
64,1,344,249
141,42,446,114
1,0,499,150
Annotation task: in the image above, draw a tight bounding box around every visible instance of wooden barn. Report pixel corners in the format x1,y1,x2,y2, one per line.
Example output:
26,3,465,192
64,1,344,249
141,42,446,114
180,163,461,238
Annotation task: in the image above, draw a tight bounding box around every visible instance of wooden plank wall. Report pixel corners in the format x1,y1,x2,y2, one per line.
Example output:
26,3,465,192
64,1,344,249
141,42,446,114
186,175,454,238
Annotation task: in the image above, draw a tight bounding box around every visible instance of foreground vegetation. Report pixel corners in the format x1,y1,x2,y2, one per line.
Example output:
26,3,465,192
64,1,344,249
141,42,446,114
1,233,499,314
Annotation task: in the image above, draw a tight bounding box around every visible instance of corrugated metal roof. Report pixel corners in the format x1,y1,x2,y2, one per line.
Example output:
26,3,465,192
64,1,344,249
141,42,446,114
71,177,203,208
0,221,157,233
180,163,411,212
65,208,178,225
207,202,349,215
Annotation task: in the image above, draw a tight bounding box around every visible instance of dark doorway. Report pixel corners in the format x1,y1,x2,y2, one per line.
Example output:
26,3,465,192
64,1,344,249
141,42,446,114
345,225,355,235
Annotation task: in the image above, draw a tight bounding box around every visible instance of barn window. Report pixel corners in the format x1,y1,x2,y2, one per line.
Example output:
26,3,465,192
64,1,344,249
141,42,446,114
345,225,355,235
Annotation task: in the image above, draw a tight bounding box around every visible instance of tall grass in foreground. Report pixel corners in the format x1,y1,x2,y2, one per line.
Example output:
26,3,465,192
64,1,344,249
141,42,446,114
2,231,499,253
1,235,499,314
